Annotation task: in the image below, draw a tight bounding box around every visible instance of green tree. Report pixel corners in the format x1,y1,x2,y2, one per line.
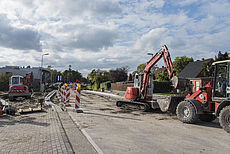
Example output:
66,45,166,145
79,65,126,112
137,64,146,72
88,69,110,90
128,73,133,81
173,56,194,75
0,73,12,91
202,61,214,77
215,51,229,61
62,69,86,83
50,69,61,83
156,69,170,81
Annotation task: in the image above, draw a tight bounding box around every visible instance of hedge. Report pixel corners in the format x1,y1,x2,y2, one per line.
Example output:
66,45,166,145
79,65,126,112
0,73,11,91
153,81,172,93
100,81,111,90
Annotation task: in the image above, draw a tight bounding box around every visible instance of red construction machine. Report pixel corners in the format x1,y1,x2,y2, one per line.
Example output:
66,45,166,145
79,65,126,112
8,72,33,101
116,45,230,133
176,60,230,133
116,45,184,112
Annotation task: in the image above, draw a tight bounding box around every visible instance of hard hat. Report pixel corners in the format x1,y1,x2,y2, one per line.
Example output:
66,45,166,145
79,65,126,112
65,83,68,87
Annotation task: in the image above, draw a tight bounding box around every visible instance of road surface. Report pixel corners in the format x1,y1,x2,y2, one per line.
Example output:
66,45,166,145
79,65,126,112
68,90,230,154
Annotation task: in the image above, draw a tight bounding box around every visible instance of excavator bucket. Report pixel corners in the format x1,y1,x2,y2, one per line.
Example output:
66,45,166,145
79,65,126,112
156,95,185,113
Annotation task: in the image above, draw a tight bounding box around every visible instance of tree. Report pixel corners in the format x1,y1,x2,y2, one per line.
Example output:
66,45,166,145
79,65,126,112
202,61,214,77
156,69,170,81
0,73,12,91
215,51,229,61
62,69,86,83
173,56,194,75
50,69,62,83
109,67,128,83
133,63,158,79
128,73,133,81
137,64,146,73
88,69,110,90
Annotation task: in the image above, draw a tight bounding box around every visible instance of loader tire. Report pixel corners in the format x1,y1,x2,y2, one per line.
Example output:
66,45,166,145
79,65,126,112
199,114,216,122
219,106,230,133
176,101,199,124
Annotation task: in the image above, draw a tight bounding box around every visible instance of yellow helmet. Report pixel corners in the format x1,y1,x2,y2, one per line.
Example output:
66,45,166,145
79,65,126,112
64,83,68,87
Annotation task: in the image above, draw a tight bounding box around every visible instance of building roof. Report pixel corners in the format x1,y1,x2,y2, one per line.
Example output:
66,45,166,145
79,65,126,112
178,59,213,78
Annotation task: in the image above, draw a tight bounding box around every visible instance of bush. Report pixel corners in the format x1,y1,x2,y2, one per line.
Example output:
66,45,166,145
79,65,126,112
100,81,111,90
0,73,12,91
153,81,172,93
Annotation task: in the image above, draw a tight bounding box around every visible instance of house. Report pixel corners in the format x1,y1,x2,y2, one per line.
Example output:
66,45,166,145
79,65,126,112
178,58,213,92
0,66,51,92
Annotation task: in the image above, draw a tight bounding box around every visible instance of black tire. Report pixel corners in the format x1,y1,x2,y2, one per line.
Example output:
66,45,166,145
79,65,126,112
116,101,123,107
219,106,230,133
199,114,216,122
176,101,199,124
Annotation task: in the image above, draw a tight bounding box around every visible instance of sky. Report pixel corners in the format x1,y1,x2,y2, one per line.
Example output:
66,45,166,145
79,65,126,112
0,0,230,77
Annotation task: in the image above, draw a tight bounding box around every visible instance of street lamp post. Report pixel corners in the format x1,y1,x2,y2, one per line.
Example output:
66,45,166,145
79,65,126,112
40,53,49,92
147,53,154,74
41,53,49,68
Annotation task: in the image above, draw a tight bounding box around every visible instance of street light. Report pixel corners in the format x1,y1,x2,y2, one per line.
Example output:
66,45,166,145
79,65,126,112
41,53,49,68
40,53,49,92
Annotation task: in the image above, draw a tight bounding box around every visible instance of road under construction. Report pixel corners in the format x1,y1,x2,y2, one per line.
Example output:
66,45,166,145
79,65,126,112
0,45,230,154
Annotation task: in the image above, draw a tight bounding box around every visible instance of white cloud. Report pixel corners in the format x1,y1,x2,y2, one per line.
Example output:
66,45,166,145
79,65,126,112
0,14,41,51
135,28,168,51
0,0,230,77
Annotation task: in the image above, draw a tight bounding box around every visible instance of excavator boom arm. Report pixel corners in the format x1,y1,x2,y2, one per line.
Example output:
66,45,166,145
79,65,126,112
141,45,175,98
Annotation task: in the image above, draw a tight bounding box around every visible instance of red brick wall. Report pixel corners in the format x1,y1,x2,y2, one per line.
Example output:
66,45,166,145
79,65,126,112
111,82,134,91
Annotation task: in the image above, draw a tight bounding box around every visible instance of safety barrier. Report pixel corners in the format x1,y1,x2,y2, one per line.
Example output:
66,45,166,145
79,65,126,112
75,83,83,113
75,89,80,109
65,87,71,106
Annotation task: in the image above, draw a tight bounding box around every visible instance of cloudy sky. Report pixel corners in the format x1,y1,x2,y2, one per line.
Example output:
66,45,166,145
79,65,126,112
0,0,230,76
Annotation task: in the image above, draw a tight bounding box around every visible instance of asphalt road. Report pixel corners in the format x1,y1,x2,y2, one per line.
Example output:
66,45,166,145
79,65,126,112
68,91,230,154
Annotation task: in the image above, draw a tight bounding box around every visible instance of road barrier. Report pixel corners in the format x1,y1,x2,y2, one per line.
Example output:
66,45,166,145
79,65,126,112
63,87,66,102
65,87,71,107
75,89,80,109
61,87,64,101
75,83,83,113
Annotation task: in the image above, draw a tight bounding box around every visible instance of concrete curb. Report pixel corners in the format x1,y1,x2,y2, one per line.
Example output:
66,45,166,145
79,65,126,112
67,111,104,154
84,90,126,101
45,90,99,154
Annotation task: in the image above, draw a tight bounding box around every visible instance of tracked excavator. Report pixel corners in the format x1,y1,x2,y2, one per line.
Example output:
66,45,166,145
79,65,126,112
116,45,184,112
8,72,33,101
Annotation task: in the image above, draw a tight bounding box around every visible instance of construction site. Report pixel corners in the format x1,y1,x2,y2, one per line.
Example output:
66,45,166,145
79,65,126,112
0,44,230,154
1,1,230,154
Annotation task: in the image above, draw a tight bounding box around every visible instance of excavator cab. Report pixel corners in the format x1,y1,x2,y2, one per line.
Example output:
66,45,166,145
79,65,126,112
8,73,33,101
10,75,24,86
133,73,153,100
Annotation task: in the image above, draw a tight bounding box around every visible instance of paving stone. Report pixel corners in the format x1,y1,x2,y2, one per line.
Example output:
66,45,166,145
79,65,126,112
0,109,73,154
